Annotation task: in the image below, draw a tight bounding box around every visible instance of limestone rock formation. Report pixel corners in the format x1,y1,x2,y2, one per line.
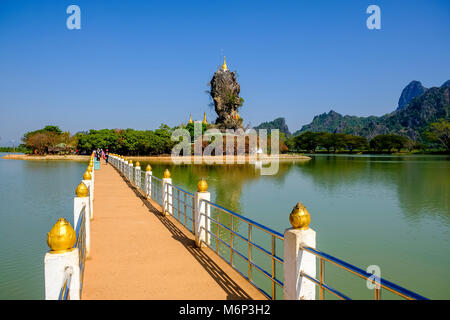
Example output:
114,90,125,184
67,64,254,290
210,58,244,130
397,80,427,110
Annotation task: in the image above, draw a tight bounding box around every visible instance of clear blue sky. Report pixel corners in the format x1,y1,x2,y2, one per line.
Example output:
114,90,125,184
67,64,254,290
1,0,449,145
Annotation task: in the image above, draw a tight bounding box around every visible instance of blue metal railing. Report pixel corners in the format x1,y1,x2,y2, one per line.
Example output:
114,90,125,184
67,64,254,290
199,199,284,300
165,183,195,233
300,245,428,300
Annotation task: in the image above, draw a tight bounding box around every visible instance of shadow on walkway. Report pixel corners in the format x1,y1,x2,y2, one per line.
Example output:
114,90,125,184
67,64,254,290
113,166,254,300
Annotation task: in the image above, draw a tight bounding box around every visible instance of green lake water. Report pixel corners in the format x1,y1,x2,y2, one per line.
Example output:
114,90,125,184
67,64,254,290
0,153,449,299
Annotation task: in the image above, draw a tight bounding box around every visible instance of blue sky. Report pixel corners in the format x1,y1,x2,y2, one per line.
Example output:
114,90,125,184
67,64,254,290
1,0,449,145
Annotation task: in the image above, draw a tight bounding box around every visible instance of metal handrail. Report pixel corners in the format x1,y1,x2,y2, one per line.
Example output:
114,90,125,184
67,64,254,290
165,183,195,232
57,204,86,301
301,245,428,300
58,267,73,300
199,199,283,300
73,204,86,298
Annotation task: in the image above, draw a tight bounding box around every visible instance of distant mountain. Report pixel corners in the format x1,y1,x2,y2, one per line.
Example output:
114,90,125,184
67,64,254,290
254,117,291,137
397,81,427,110
294,81,450,141
442,80,450,88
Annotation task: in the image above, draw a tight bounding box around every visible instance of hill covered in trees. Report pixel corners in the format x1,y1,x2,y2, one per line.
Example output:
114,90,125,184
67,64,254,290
294,80,449,141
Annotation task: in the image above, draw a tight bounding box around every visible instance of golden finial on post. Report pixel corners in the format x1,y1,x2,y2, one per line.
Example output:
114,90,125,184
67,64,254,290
83,170,92,180
47,218,76,254
197,178,208,192
146,164,152,172
163,169,171,178
75,182,89,197
135,161,140,167
129,159,133,165
289,202,311,230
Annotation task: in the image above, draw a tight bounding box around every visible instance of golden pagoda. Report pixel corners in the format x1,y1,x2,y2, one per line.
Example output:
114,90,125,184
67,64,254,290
222,56,227,71
188,114,193,124
202,112,208,124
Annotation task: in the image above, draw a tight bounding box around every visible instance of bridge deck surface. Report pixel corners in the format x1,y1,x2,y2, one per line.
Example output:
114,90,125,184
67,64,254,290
82,163,266,300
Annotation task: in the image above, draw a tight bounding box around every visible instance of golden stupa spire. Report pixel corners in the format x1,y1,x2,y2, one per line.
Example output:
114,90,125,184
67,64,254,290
202,112,208,124
188,114,193,124
222,56,227,71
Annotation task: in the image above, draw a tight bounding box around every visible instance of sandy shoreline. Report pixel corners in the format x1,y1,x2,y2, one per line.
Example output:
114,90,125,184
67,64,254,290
2,153,311,163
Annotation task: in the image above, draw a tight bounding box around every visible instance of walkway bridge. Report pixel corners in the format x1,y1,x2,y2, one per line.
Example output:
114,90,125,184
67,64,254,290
43,153,428,300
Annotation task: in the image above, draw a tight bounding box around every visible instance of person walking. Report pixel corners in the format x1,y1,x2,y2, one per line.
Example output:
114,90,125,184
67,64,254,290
105,149,109,165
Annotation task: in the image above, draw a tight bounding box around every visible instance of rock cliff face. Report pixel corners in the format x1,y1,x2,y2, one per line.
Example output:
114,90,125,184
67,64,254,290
254,117,291,137
210,69,243,130
397,80,427,110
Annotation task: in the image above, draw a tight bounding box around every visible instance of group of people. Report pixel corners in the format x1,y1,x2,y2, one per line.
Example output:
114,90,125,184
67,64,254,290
93,148,109,164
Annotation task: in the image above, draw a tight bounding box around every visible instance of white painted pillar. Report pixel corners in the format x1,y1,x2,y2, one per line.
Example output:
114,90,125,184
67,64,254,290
283,228,316,300
74,195,90,257
128,163,133,181
82,179,94,220
89,169,95,201
145,171,152,198
162,177,173,216
194,191,210,248
44,249,80,300
135,166,141,188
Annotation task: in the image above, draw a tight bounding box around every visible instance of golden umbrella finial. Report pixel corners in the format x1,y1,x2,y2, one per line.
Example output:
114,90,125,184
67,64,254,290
47,218,76,253
289,202,311,230
222,56,227,71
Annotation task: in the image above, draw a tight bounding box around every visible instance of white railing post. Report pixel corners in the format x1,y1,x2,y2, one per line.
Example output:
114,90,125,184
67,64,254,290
129,161,133,181
194,178,210,248
145,165,152,198
44,218,80,300
82,178,94,221
134,162,141,188
75,182,91,257
162,169,172,216
283,202,316,300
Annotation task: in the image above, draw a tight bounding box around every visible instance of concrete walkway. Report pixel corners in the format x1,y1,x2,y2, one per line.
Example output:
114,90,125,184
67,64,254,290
82,163,266,300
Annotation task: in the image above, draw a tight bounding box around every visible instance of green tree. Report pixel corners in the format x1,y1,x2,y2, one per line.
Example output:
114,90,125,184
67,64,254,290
292,132,322,152
423,119,450,151
343,134,368,152
370,134,408,152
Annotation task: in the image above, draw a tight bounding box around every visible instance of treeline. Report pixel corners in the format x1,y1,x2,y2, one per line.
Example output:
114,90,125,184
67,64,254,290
0,146,28,153
17,118,450,155
287,118,449,153
76,125,175,155
286,132,423,153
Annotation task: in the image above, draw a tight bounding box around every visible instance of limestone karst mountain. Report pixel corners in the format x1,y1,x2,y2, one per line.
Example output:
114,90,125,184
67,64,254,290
291,80,450,140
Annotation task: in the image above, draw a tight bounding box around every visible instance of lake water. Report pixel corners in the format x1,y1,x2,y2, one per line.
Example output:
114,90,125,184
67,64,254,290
0,153,449,299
